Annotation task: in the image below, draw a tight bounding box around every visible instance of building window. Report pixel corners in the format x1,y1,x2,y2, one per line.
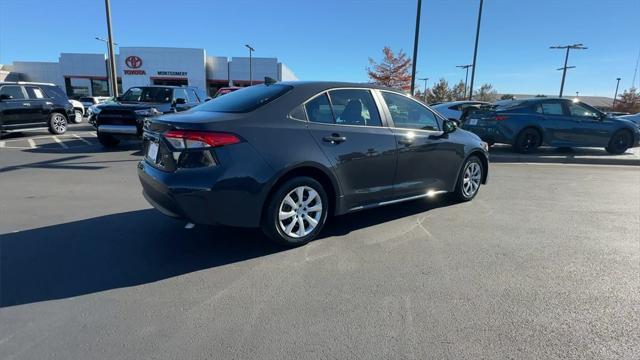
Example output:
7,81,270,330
91,79,110,96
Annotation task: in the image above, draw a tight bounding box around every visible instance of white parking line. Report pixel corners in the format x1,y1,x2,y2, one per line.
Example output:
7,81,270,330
27,139,36,149
52,136,68,148
72,134,93,145
0,141,5,148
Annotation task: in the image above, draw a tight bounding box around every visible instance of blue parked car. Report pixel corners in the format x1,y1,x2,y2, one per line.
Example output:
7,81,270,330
462,98,640,154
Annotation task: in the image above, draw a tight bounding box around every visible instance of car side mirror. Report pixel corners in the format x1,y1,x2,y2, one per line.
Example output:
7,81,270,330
174,98,186,105
443,119,458,134
448,117,461,127
116,96,123,101
0,94,13,100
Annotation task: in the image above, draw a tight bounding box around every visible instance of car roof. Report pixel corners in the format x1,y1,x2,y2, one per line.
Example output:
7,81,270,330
279,81,401,93
0,81,57,86
128,85,197,89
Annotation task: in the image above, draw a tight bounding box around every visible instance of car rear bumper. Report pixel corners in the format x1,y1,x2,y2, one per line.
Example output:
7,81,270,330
137,155,269,228
98,125,138,134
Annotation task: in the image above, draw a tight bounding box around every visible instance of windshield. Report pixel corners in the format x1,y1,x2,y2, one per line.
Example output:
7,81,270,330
120,87,173,103
195,84,292,113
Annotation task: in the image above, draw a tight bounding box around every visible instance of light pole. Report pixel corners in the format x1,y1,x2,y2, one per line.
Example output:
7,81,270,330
418,77,429,102
468,0,484,100
575,91,579,98
612,77,621,110
456,64,473,98
103,0,118,97
95,37,118,96
550,43,587,97
410,0,422,95
245,44,255,86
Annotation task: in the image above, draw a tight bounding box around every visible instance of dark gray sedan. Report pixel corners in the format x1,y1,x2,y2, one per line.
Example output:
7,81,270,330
462,98,640,153
138,82,489,246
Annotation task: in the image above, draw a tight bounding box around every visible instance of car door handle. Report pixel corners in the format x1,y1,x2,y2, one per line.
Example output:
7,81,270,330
22,102,31,106
322,134,346,144
398,138,413,146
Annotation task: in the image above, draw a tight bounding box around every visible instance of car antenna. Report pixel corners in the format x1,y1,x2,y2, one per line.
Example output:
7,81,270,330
264,77,277,85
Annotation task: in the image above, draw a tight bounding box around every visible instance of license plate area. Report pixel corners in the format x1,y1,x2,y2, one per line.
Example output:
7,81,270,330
147,141,159,162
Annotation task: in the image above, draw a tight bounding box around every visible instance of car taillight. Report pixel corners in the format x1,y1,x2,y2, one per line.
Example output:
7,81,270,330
495,115,509,121
163,130,241,149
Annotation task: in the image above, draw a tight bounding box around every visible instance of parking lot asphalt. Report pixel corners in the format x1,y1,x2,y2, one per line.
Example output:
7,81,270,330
1,127,639,359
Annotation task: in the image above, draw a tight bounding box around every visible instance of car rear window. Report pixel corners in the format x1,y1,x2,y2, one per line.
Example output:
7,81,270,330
195,84,292,113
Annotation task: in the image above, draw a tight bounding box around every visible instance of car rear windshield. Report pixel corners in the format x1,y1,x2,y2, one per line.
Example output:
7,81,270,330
196,84,292,113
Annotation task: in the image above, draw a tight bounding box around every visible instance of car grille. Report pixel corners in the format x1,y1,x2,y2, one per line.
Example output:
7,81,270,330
98,109,137,125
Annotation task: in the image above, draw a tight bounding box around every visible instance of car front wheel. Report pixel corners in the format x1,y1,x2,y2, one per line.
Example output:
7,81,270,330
605,130,632,154
48,112,68,134
73,109,83,123
453,156,483,201
262,176,329,246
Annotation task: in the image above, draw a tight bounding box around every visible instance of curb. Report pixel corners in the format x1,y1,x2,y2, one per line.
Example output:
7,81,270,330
490,154,640,166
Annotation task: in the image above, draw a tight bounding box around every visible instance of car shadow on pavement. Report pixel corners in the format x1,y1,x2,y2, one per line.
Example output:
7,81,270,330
0,209,281,307
25,141,144,156
1,197,456,308
320,196,456,238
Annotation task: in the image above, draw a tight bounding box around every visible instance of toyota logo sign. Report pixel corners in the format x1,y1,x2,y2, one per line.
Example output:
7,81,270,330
125,56,143,69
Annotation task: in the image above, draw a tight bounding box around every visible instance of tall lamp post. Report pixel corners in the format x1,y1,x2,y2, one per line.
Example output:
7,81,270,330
612,77,621,110
95,37,118,96
468,0,484,100
456,64,473,98
103,0,118,97
245,44,255,86
550,43,587,97
410,0,422,95
418,77,429,102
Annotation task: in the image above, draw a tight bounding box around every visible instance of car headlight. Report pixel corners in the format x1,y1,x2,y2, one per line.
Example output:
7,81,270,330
135,108,162,117
88,105,100,115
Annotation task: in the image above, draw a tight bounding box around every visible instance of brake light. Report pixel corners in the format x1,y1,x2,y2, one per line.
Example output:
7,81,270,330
495,115,509,121
163,130,241,149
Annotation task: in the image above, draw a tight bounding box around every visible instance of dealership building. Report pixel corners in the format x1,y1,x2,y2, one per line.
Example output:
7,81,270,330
0,46,298,98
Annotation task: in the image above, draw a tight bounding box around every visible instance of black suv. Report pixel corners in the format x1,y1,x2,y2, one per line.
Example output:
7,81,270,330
95,85,204,147
0,82,75,136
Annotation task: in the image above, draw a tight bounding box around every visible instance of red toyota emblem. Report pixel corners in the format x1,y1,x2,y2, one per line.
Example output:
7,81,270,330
125,56,143,69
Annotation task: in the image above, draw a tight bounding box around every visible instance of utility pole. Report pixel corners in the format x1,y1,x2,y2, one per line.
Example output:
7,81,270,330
612,77,621,110
245,44,255,86
468,0,484,100
418,77,429,102
410,0,422,95
550,43,587,97
104,0,118,97
456,64,473,98
95,37,118,96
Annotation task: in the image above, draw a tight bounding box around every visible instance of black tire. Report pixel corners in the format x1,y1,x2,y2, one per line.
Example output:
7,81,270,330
452,156,483,202
513,127,541,153
48,112,68,135
73,109,83,124
605,130,633,155
262,176,329,247
97,132,120,148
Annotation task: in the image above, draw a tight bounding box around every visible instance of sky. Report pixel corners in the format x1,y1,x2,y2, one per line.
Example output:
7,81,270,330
0,0,638,96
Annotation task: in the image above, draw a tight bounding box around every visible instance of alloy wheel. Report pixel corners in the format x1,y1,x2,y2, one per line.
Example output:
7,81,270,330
462,162,482,198
278,186,323,238
52,114,67,133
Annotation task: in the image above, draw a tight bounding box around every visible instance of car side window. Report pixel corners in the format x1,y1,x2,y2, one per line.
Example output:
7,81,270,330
288,104,307,121
173,88,188,102
540,102,564,115
568,102,600,120
0,85,26,100
381,91,440,131
305,93,334,124
327,89,382,127
25,86,46,99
